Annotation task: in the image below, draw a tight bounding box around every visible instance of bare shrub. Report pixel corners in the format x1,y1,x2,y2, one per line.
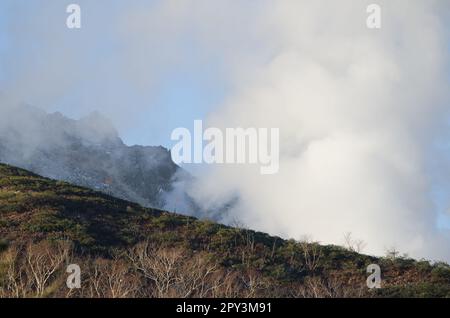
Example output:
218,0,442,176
86,256,139,298
175,252,219,297
128,242,239,298
0,245,27,298
299,236,322,271
292,276,346,298
239,269,269,298
343,232,367,253
0,241,72,298
25,240,71,297
128,242,184,297
385,247,400,260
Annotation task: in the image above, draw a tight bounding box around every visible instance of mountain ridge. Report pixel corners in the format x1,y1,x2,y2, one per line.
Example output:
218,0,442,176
0,104,191,210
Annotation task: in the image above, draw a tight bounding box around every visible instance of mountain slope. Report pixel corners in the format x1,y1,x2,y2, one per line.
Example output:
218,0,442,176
0,163,449,298
0,105,185,209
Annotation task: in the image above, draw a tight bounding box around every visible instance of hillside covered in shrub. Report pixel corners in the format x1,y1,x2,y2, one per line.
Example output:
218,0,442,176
0,163,449,298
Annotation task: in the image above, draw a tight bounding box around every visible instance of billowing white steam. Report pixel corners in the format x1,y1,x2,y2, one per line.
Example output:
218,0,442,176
145,0,450,260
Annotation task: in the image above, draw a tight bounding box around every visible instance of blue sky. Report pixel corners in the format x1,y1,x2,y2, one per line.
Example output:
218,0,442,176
0,0,227,147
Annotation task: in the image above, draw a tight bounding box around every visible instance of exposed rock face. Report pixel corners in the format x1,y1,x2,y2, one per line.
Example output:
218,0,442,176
0,104,181,208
